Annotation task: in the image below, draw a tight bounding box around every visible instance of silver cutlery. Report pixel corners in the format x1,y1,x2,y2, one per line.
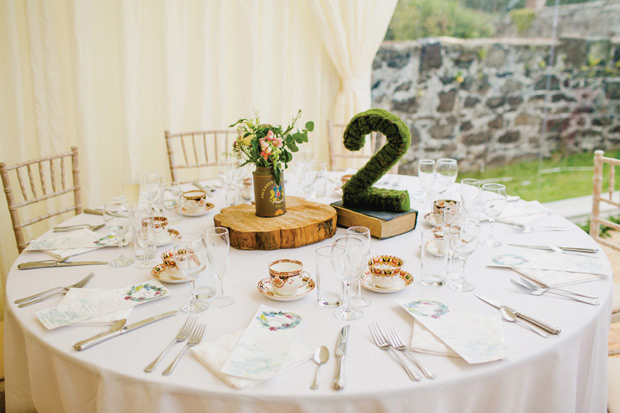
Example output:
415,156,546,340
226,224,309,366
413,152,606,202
310,346,329,390
162,323,206,376
504,223,567,233
548,245,597,258
510,279,599,306
84,208,104,216
519,277,598,300
74,311,178,351
15,272,95,306
499,306,548,337
144,317,197,373
18,259,108,270
507,243,598,254
475,293,561,335
385,327,436,379
333,325,350,390
368,323,420,382
53,223,105,232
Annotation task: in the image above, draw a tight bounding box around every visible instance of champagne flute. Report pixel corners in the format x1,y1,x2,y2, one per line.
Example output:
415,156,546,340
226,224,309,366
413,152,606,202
122,174,141,206
332,236,365,321
460,178,481,219
131,205,156,269
436,158,458,197
481,183,507,247
442,204,462,280
172,233,209,314
446,216,480,292
103,201,133,268
347,226,371,308
205,227,233,308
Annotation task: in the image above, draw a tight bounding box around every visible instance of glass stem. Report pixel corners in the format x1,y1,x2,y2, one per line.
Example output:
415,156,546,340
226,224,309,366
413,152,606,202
342,281,350,310
458,256,467,281
118,236,124,258
216,275,224,296
189,278,197,302
356,276,362,297
489,218,495,242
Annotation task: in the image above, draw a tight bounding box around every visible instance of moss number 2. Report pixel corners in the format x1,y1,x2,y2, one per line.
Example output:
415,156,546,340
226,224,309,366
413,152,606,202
342,109,411,213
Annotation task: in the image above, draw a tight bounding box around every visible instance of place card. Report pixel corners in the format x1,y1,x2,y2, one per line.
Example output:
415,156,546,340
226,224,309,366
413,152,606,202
36,280,169,330
487,252,608,275
220,305,303,380
397,299,512,364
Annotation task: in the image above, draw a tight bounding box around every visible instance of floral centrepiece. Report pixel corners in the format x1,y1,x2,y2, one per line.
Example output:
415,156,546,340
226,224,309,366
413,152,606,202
230,110,314,186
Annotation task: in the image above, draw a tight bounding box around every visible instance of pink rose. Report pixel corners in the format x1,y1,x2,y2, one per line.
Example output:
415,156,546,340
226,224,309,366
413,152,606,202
266,130,274,140
273,137,283,148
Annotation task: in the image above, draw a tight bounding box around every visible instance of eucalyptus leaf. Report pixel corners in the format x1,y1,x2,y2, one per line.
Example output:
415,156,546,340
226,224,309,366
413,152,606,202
305,121,314,131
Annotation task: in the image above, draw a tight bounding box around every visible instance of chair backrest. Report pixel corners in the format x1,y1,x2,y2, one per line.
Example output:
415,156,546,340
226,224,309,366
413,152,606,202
326,120,398,173
591,150,620,252
165,129,239,183
0,146,83,253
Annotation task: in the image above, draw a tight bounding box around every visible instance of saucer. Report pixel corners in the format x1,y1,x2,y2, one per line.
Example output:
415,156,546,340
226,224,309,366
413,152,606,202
257,277,315,301
151,263,191,283
423,212,440,227
180,202,215,217
361,270,413,293
155,228,180,247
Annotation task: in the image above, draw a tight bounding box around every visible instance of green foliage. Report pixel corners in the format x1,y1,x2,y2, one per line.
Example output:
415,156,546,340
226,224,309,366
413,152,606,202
385,0,495,41
509,8,536,34
578,217,617,238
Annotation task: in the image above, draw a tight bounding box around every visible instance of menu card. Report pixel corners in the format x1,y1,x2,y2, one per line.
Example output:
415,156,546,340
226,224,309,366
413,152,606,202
487,252,608,275
397,299,512,364
220,305,303,380
58,288,133,326
36,280,168,330
26,229,103,250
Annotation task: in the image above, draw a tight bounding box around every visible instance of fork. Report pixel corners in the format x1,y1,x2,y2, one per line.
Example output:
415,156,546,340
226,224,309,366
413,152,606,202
384,327,436,379
53,223,105,232
144,317,197,373
15,272,95,306
162,323,206,376
519,277,598,300
368,323,420,381
510,279,599,306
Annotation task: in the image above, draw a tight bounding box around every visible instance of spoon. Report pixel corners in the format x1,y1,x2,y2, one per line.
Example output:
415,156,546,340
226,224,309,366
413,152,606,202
310,346,329,390
500,307,548,338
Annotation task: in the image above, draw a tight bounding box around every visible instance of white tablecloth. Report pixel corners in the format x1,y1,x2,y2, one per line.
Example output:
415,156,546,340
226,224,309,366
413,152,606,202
5,175,612,412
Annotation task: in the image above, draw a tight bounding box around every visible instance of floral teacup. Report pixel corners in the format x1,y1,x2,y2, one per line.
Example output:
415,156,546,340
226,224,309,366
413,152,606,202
268,259,310,296
181,190,207,213
368,255,404,289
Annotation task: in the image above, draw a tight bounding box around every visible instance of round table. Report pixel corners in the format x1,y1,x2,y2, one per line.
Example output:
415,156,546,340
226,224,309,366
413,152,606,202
5,175,613,412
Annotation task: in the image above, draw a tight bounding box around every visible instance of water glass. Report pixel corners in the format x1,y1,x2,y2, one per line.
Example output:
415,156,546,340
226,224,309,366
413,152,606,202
162,182,183,224
140,172,164,210
446,216,480,292
420,229,447,287
332,236,365,321
104,201,133,268
436,158,458,197
304,161,327,198
417,159,436,203
460,178,481,219
131,205,156,269
173,233,209,314
481,183,507,247
315,246,344,307
205,227,233,307
347,226,371,308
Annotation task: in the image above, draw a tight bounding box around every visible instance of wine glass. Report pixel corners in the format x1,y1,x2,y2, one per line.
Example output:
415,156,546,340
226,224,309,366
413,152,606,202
131,205,156,269
172,233,209,314
162,182,182,224
347,226,371,308
481,183,507,247
332,236,365,321
218,156,238,206
293,148,313,196
204,227,233,307
436,158,458,197
140,172,164,211
446,216,480,292
103,201,133,268
460,178,481,219
417,159,435,205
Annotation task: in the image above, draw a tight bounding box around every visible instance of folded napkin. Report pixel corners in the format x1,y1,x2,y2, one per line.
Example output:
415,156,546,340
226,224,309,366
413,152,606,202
410,314,504,358
513,267,602,288
59,288,133,325
497,201,549,225
191,330,312,390
44,247,99,260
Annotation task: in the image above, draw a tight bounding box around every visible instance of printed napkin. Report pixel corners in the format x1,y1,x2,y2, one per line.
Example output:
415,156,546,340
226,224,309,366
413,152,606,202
191,330,312,390
398,299,512,364
220,305,303,380
488,251,608,275
58,288,133,326
512,267,602,287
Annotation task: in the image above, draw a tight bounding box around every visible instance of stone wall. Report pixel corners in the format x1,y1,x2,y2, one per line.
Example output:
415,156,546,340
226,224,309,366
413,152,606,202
371,37,620,174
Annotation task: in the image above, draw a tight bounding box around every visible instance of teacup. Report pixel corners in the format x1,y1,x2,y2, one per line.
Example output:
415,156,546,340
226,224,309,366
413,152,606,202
268,259,310,296
368,255,404,289
181,190,207,212
153,216,168,237
432,199,458,226
425,228,447,256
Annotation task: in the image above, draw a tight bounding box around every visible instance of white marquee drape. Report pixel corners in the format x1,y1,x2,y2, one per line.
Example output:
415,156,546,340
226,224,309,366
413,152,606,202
0,0,394,318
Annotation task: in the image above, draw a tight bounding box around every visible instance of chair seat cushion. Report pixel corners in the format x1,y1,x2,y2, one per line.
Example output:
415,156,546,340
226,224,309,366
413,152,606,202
609,357,620,413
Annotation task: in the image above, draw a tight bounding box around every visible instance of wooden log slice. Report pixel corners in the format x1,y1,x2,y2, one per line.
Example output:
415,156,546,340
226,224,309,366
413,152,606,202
213,196,337,250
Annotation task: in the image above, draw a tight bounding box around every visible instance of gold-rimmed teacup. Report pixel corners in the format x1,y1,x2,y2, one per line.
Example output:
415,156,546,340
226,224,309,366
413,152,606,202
268,259,310,296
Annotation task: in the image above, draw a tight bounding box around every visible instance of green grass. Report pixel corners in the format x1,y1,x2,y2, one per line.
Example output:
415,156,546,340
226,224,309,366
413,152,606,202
458,150,620,203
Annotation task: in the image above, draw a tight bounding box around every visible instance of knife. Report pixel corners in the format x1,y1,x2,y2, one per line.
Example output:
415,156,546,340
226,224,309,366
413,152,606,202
333,325,350,391
475,293,561,335
84,208,104,216
18,260,109,270
74,310,178,351
507,244,598,253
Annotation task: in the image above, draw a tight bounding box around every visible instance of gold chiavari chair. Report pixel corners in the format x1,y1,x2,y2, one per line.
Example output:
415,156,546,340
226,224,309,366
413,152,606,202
0,147,82,253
